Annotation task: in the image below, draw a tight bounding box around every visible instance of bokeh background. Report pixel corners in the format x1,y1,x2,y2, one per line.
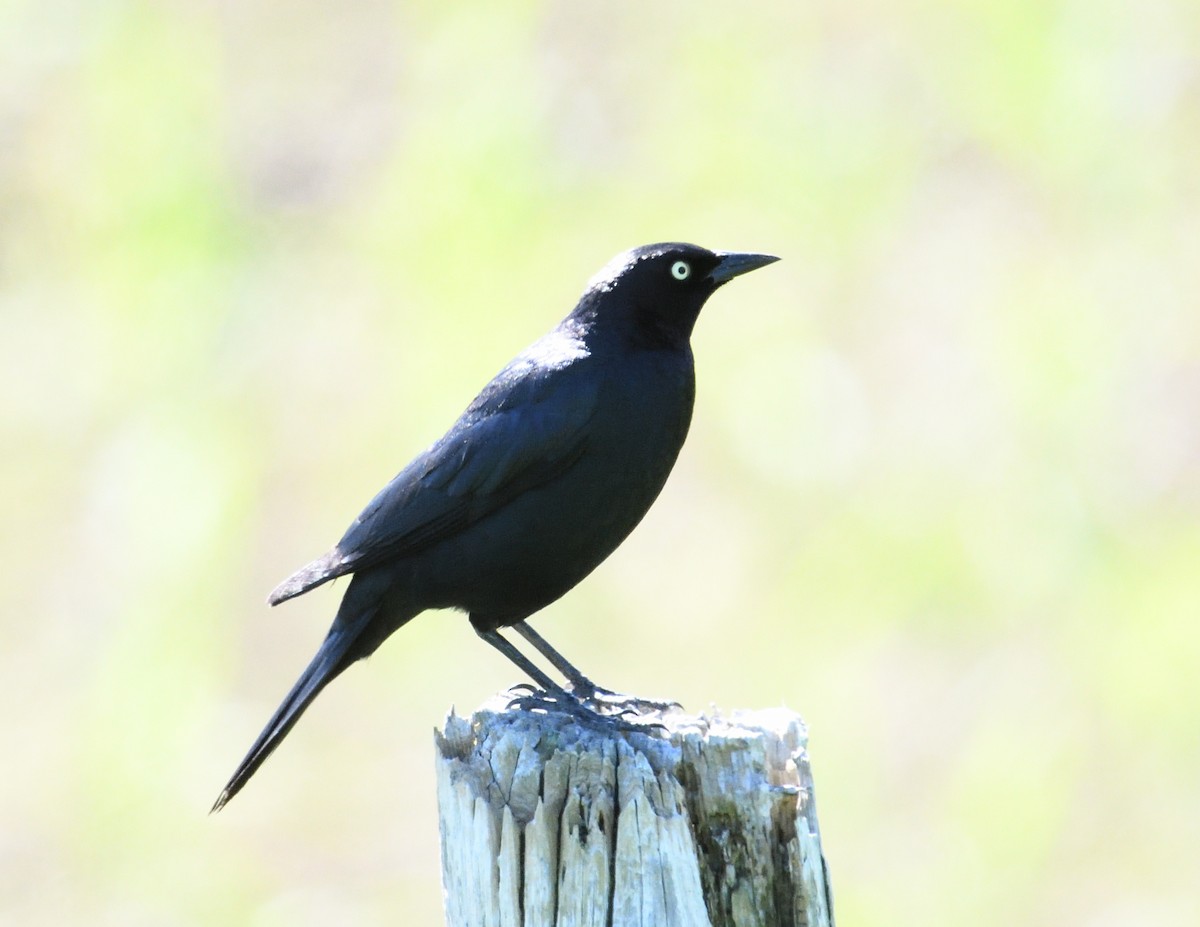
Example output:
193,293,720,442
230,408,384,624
4,0,1199,924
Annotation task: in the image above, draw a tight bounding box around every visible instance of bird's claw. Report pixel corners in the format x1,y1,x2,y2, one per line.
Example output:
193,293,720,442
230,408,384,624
508,688,666,734
582,691,682,714
505,687,551,711
566,678,681,715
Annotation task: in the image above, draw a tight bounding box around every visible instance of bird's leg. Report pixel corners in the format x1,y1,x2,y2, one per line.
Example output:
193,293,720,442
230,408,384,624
511,620,681,713
510,620,609,699
475,627,567,696
476,627,665,732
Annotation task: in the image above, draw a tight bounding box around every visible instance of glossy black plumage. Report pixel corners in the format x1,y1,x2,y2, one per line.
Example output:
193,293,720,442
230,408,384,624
213,243,777,811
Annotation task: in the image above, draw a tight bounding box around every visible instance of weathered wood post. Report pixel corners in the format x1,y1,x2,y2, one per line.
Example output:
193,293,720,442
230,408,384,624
435,694,834,927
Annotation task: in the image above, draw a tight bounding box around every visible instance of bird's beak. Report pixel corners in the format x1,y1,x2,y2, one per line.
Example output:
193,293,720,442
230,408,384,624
708,251,781,285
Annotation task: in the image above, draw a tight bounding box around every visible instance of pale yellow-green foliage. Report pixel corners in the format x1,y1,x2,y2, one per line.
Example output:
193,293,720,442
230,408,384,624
2,1,1198,924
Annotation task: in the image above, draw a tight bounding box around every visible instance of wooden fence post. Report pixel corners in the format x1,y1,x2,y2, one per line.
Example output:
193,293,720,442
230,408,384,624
435,694,834,927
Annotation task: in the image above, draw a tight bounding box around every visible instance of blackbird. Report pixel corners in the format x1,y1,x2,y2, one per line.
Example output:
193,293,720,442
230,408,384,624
213,242,778,810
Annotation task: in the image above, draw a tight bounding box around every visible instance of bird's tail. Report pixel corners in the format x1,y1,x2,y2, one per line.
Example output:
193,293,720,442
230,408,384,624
211,613,373,813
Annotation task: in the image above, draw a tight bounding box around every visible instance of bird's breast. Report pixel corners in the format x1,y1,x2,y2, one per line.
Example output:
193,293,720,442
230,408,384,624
419,349,696,618
513,350,695,563
405,343,696,619
581,352,695,495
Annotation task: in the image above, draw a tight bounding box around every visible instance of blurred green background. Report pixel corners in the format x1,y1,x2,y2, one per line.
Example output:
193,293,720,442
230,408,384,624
3,0,1199,924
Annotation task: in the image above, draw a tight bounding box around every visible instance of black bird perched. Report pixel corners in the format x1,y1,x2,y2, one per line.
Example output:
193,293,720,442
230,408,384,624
213,242,778,811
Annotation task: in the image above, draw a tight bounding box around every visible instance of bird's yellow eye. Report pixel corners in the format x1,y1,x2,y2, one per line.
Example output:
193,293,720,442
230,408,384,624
671,260,691,281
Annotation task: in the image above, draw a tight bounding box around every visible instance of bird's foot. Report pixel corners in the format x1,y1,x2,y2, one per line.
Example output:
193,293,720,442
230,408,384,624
588,692,682,714
507,688,666,734
568,679,682,715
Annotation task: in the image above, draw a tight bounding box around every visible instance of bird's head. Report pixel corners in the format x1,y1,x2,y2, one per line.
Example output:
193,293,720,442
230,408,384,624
577,243,779,346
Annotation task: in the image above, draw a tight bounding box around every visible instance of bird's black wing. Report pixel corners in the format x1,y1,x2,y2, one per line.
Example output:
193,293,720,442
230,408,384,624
268,338,599,605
